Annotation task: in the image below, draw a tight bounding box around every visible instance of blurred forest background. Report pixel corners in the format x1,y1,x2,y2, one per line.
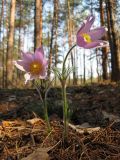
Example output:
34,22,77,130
0,0,120,88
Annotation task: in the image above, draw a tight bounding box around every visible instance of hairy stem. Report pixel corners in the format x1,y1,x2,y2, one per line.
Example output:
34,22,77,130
62,83,68,140
62,44,76,74
44,93,51,133
35,83,51,133
61,44,76,141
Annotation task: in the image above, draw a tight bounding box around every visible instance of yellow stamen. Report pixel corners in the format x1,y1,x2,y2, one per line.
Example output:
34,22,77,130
81,33,92,43
29,61,42,75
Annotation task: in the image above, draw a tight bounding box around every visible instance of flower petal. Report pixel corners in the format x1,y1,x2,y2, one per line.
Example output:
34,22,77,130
84,40,108,49
21,51,33,63
39,68,47,79
77,35,87,47
77,15,95,34
24,73,34,84
35,47,44,56
16,60,30,72
14,60,25,71
89,27,106,41
15,46,48,82
84,42,100,49
42,59,48,67
38,60,48,79
34,47,44,62
93,40,109,48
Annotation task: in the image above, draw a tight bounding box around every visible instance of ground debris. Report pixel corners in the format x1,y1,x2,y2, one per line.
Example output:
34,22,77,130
0,116,119,159
21,148,50,160
0,84,120,159
27,117,45,125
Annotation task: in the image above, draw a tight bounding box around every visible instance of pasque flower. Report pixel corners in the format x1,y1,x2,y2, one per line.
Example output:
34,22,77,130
15,47,48,83
15,47,51,132
77,15,108,49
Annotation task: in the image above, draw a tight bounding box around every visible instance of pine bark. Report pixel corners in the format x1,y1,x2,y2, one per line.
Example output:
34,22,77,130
17,0,22,82
48,0,58,79
96,49,100,82
83,51,86,84
0,0,4,37
34,0,42,49
106,0,120,81
67,0,74,84
0,0,4,87
54,0,58,85
18,0,22,53
47,19,54,79
6,0,16,88
4,0,9,88
100,0,108,80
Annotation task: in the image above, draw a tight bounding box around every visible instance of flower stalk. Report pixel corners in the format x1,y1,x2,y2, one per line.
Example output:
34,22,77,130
43,93,51,133
61,13,108,138
62,82,68,139
35,82,51,133
62,44,77,74
61,44,76,141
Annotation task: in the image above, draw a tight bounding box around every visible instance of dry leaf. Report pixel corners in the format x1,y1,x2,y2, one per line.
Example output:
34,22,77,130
21,148,50,160
27,118,45,125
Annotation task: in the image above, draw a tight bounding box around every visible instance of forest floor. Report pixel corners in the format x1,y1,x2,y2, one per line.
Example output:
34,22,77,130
0,82,120,160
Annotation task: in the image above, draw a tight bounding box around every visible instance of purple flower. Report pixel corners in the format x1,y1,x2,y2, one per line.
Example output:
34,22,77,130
14,47,48,83
77,15,108,49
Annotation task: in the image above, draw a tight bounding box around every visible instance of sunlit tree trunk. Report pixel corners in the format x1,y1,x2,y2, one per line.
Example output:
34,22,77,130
2,30,5,88
47,26,53,79
3,0,10,88
71,0,77,85
72,18,78,85
16,0,22,84
83,50,86,84
90,53,93,83
39,0,42,47
47,26,52,78
106,0,120,81
18,0,22,53
96,49,100,82
0,0,4,39
34,0,42,49
0,0,4,87
48,0,58,78
73,45,78,85
54,0,58,86
100,0,108,80
6,0,16,88
67,0,74,84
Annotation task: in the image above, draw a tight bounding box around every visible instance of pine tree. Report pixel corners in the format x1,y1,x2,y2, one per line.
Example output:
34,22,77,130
6,0,16,88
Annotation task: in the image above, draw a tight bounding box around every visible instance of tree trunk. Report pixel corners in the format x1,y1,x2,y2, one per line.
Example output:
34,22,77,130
48,0,57,79
0,0,4,87
100,0,108,80
83,51,86,84
90,53,93,83
17,0,22,84
72,17,78,85
67,0,74,84
73,45,78,85
18,0,22,53
96,49,100,82
4,0,9,88
34,0,42,50
106,0,120,81
0,0,4,39
6,0,16,88
54,0,58,86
